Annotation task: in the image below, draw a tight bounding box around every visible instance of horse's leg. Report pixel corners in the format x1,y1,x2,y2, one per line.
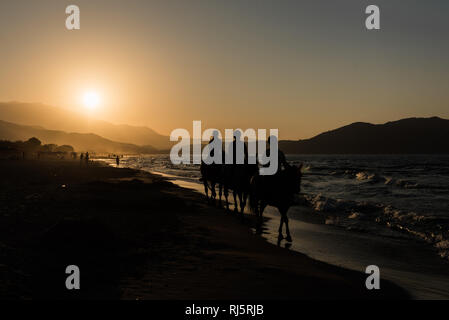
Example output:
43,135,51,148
238,191,244,218
242,191,249,212
203,181,209,203
233,190,238,213
224,186,230,211
257,202,267,234
278,215,285,241
218,182,223,207
211,182,217,205
241,191,248,213
281,208,292,242
255,201,262,234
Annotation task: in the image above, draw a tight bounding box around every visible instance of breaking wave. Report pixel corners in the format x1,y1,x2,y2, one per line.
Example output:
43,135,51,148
300,193,449,260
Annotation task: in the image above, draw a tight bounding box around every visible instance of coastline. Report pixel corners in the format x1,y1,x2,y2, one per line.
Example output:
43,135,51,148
0,159,409,299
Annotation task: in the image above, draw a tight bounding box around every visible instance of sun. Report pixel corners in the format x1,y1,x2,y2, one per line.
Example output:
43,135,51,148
82,91,101,110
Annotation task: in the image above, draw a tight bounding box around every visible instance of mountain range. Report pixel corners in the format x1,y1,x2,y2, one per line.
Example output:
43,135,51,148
279,117,449,154
0,120,157,154
0,102,169,149
1,102,449,154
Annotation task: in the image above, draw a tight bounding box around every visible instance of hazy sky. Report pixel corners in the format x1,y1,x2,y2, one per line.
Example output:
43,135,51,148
0,0,448,139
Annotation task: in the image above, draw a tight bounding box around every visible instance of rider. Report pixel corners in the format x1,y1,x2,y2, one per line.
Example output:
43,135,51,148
205,132,223,163
200,132,223,182
264,135,289,175
228,131,248,165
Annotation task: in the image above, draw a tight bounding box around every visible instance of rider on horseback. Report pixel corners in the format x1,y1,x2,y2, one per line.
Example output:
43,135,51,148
228,131,248,165
199,134,220,182
250,136,302,241
264,135,289,175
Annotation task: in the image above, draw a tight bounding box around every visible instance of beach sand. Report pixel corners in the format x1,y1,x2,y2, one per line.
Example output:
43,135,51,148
0,159,409,299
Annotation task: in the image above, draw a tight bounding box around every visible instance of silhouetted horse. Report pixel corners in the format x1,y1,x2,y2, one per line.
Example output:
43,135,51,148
221,163,258,215
249,164,303,241
200,162,223,204
201,161,258,213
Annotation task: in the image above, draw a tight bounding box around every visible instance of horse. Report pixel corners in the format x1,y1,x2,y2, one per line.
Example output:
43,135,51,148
249,164,303,241
220,163,259,215
200,162,223,205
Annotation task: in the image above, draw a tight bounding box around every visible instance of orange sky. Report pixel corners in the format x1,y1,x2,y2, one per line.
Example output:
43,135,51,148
0,0,448,139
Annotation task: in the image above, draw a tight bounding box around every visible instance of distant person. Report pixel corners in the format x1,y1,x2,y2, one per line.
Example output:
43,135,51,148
116,155,120,167
85,152,89,166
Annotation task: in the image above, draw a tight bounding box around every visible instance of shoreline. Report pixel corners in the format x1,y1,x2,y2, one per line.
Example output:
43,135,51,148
0,159,409,299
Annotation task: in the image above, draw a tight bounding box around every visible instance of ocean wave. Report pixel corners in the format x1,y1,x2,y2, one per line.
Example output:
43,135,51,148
352,171,439,190
355,171,384,183
385,177,419,188
300,193,449,260
378,206,449,259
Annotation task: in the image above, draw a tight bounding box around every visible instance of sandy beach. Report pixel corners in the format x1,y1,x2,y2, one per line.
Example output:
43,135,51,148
0,159,409,299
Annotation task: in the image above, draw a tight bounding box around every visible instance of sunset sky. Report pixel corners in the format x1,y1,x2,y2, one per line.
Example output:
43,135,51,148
0,0,448,139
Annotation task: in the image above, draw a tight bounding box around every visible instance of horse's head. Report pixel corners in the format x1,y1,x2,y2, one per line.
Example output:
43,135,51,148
284,163,303,194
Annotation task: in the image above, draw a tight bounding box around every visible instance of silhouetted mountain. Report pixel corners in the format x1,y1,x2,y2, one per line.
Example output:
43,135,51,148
279,117,449,154
0,102,169,149
0,120,158,154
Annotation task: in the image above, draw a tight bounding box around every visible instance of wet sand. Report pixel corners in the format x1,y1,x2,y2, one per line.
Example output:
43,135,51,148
0,159,409,299
263,211,449,299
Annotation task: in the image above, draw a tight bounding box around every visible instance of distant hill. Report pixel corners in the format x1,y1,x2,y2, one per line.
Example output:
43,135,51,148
0,120,158,154
0,102,169,149
2,102,448,155
279,117,449,154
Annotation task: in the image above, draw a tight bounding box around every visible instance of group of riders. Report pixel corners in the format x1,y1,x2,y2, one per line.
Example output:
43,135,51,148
200,134,303,242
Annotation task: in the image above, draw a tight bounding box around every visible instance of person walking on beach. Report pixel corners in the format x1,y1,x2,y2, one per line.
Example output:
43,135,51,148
85,152,89,166
116,155,120,167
